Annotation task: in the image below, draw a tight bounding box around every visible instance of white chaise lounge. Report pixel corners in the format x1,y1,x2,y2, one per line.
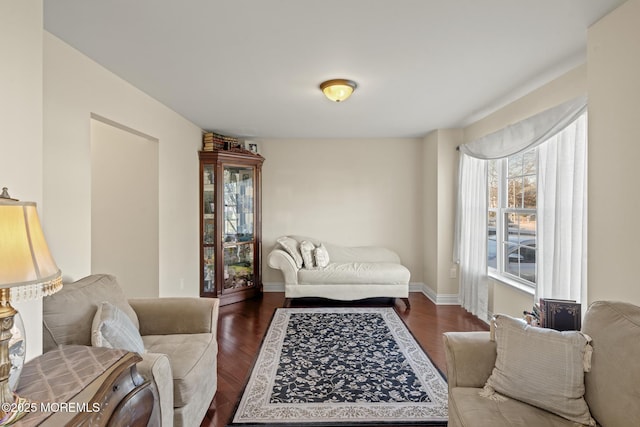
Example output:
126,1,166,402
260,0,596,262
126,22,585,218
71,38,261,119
267,236,411,309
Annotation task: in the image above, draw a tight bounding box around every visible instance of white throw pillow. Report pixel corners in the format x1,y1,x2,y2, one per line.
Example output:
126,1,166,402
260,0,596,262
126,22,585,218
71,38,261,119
92,301,145,354
299,240,316,269
482,314,595,426
276,236,303,268
314,243,330,268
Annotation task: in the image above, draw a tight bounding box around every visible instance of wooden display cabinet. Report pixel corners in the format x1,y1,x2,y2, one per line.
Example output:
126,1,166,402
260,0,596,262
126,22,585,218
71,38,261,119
199,149,264,305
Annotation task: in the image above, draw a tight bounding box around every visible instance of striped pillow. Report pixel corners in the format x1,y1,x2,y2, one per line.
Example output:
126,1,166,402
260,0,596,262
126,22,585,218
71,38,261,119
92,301,145,354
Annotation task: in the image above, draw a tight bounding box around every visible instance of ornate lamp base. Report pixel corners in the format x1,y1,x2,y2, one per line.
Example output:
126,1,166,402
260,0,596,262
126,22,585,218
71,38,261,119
0,298,27,426
0,394,30,425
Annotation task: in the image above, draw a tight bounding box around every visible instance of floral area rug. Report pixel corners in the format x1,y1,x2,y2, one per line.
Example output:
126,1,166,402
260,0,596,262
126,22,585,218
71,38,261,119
229,307,448,426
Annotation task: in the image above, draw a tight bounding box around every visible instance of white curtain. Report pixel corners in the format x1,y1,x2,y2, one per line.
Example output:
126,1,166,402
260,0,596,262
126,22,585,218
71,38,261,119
537,113,588,302
455,95,588,316
455,153,489,321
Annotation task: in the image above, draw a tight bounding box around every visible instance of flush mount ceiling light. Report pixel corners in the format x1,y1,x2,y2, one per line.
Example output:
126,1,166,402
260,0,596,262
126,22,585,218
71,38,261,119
319,79,357,102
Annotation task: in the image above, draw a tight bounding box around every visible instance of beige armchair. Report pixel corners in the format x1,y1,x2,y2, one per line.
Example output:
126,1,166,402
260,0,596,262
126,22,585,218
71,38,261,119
443,301,640,426
42,274,219,427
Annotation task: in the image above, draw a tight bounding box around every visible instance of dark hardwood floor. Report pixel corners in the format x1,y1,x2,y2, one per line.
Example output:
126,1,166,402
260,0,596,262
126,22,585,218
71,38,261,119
201,292,488,427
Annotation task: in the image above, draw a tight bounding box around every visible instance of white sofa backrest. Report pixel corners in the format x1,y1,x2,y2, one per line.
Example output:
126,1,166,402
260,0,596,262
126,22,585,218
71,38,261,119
582,301,640,426
289,235,401,264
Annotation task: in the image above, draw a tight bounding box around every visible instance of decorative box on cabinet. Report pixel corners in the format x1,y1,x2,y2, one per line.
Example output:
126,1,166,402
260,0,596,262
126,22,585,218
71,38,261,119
199,149,265,306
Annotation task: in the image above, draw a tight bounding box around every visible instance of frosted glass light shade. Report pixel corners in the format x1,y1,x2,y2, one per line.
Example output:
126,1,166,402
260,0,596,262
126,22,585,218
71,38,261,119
320,79,357,102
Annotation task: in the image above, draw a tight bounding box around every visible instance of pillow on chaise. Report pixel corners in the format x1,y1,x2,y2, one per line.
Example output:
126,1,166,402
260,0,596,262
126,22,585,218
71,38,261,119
299,240,316,269
277,236,304,268
314,243,330,268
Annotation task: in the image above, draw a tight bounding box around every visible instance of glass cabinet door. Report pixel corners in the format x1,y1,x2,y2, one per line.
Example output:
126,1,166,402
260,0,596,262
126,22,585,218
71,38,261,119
222,166,255,291
199,148,264,304
202,164,215,293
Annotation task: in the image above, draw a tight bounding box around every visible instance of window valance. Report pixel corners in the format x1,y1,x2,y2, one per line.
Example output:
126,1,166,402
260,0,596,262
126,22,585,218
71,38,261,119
459,95,587,160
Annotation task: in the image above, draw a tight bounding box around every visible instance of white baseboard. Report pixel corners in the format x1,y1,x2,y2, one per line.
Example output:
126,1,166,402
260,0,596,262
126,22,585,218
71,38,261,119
263,282,285,292
264,281,460,306
412,282,459,305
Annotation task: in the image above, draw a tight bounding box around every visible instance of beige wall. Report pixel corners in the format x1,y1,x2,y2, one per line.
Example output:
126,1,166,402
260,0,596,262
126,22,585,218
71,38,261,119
1,0,44,360
587,0,640,305
492,281,535,318
91,118,159,297
259,138,424,285
422,132,439,293
44,32,203,298
464,65,587,143
422,130,462,302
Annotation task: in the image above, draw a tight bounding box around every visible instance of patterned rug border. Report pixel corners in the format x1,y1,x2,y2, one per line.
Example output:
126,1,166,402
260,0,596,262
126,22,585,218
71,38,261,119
227,307,449,427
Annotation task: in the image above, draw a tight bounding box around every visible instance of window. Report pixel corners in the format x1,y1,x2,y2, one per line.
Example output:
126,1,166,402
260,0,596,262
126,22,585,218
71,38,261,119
487,148,537,287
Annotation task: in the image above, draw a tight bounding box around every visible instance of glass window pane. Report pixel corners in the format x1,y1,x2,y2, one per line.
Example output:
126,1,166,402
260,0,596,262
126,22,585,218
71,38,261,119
203,165,215,215
488,211,497,268
223,243,254,290
519,213,536,240
506,246,537,283
203,248,215,293
204,165,214,186
507,177,523,208
508,153,523,178
489,147,538,286
488,160,498,209
504,212,536,284
505,213,536,240
204,219,215,244
523,176,537,209
523,150,536,175
224,166,254,242
505,212,518,240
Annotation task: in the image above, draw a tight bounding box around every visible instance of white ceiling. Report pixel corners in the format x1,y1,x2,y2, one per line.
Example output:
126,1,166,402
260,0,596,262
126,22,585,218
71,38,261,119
43,0,624,139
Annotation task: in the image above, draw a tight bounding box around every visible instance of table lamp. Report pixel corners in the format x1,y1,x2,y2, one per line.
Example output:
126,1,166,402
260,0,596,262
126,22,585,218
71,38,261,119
0,188,62,424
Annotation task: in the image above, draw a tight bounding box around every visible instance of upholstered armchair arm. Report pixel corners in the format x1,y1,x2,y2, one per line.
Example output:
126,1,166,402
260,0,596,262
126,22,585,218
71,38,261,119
267,249,299,284
129,297,219,336
443,331,496,391
137,352,174,427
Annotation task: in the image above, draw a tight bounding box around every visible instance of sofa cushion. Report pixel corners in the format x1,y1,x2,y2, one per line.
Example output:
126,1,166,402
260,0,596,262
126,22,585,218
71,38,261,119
277,236,303,268
289,236,402,263
298,262,410,285
484,315,594,426
582,301,640,426
142,333,217,408
450,387,576,427
92,301,145,354
43,274,140,351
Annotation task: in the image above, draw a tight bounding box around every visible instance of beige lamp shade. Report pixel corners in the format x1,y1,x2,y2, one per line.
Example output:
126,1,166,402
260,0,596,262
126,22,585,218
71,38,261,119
0,200,62,301
320,79,357,102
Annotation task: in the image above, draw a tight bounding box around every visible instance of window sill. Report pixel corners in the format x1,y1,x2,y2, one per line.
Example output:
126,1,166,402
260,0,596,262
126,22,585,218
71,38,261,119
488,271,535,296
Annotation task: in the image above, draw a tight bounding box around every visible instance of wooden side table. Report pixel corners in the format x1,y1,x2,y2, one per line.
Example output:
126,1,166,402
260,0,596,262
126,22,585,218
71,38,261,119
15,345,157,426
